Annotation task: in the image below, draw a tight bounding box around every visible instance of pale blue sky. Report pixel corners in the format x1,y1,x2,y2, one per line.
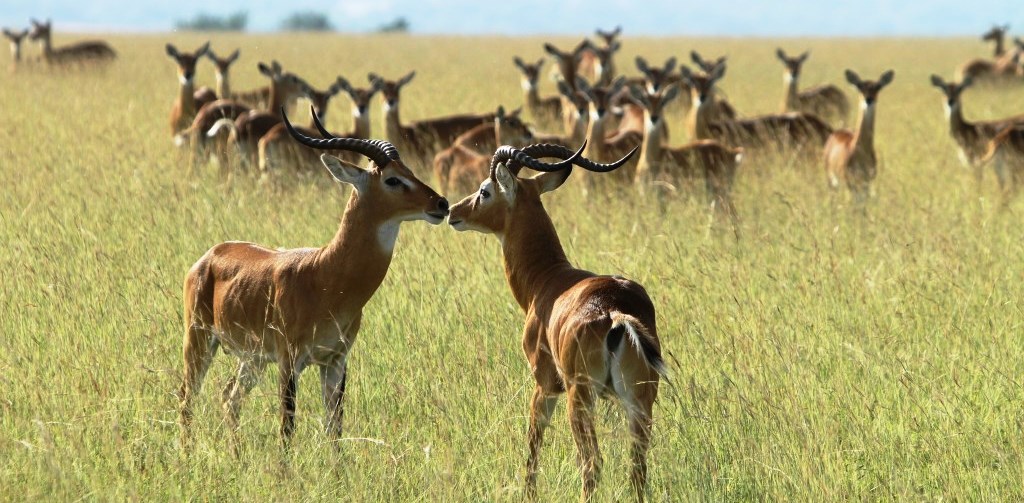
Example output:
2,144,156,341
2,0,1021,36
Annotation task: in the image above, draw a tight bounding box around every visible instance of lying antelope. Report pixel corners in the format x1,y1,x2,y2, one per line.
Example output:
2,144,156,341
632,84,742,220
258,77,348,173
957,26,1022,82
3,28,29,70
980,125,1024,202
579,77,644,185
432,106,535,194
513,57,562,129
776,48,850,125
180,111,449,449
930,74,1024,183
166,42,218,138
369,71,495,167
28,19,115,66
447,143,663,502
824,69,895,203
682,63,832,154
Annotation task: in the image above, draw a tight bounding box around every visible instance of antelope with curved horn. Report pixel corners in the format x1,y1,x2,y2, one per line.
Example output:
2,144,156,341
682,63,832,154
631,84,742,221
776,48,850,125
578,76,643,185
514,56,563,130
369,71,495,167
824,69,895,203
432,106,535,194
929,74,1024,184
180,110,449,449
447,143,663,502
956,26,1022,82
28,19,116,66
3,28,30,70
258,77,349,173
980,125,1024,203
166,42,218,138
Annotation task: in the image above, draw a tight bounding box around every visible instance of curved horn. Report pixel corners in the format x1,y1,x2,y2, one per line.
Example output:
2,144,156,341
282,107,400,167
489,143,585,176
310,105,335,138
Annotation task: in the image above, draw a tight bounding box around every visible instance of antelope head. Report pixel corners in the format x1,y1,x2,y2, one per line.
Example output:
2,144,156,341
206,48,240,87
513,56,545,91
577,76,627,123
303,77,348,121
630,84,681,133
595,26,622,47
284,107,449,224
27,18,51,43
679,62,726,109
691,50,728,74
929,74,973,118
368,71,415,112
495,105,534,145
2,28,28,61
165,41,210,85
845,69,895,108
635,56,678,93
775,48,809,82
982,24,1009,43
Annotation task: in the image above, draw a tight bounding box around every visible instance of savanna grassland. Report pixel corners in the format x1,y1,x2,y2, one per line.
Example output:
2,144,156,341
2,32,1024,501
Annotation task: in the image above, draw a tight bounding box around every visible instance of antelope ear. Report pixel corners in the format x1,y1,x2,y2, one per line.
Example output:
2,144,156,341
496,105,506,118
195,41,210,57
533,168,572,194
334,75,352,95
399,71,416,87
513,56,526,70
690,50,703,66
258,62,273,77
664,56,677,74
493,163,518,197
543,43,560,57
321,154,368,188
929,74,945,88
960,75,974,89
775,48,786,61
635,56,650,74
844,69,861,86
878,70,895,88
165,44,179,58
662,83,681,104
678,65,694,85
227,48,240,62
710,61,726,81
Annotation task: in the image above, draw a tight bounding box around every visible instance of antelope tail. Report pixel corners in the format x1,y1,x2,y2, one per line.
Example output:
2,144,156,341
206,118,237,138
608,312,667,377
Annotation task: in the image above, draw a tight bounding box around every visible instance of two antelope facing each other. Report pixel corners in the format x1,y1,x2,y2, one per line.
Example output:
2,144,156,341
3,19,115,70
180,106,667,500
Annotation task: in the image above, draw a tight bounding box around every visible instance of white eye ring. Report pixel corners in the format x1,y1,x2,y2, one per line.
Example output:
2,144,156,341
479,188,491,199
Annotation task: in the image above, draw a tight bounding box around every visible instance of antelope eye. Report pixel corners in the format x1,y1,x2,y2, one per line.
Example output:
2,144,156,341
480,188,491,199
385,177,402,187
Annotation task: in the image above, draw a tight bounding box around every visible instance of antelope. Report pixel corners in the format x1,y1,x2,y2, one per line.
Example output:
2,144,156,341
579,77,643,185
258,77,348,173
823,70,895,203
578,26,622,83
3,28,29,70
166,42,218,138
980,125,1024,202
432,106,535,194
776,48,850,125
956,26,1023,82
530,81,592,147
369,71,495,167
513,56,563,129
631,84,742,220
929,74,1024,184
682,63,832,154
209,61,310,169
545,40,594,131
689,50,726,74
205,48,240,99
28,19,116,66
447,143,663,502
179,110,449,450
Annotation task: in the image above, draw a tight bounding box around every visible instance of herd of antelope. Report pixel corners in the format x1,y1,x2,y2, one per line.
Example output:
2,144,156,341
7,19,1024,501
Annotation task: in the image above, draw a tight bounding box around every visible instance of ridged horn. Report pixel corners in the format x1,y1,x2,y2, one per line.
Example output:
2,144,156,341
283,106,400,167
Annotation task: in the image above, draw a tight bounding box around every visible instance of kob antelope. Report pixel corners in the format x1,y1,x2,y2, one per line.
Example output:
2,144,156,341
514,56,563,129
775,48,850,125
3,28,29,70
578,77,643,185
545,40,594,131
432,106,535,194
28,19,116,65
824,69,895,202
956,25,1022,82
447,143,664,502
166,42,218,137
205,48,240,100
258,78,348,173
929,74,1024,183
578,26,622,83
980,125,1024,202
180,111,449,449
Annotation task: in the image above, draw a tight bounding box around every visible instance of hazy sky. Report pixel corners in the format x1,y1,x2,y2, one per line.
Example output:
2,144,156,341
2,0,1021,36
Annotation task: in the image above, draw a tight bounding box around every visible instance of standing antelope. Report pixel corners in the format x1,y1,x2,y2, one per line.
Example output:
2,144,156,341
929,74,1024,184
980,125,1024,202
579,77,644,185
957,25,1022,82
258,77,348,173
205,48,240,99
823,70,895,203
432,106,535,194
514,57,563,130
180,111,449,449
530,81,592,147
28,19,115,66
631,84,742,220
166,42,218,138
682,64,832,154
578,26,622,83
447,143,663,502
545,40,594,131
776,48,850,125
369,71,495,168
3,28,29,70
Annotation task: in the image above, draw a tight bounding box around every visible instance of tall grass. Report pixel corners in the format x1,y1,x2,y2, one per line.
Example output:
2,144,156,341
2,33,1023,500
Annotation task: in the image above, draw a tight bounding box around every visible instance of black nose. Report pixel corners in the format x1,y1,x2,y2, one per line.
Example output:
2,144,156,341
650,115,660,123
358,105,368,114
437,198,449,212
184,71,194,80
387,100,397,107
597,108,606,116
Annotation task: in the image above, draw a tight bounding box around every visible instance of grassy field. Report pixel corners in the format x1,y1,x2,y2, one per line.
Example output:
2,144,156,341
3,32,1024,501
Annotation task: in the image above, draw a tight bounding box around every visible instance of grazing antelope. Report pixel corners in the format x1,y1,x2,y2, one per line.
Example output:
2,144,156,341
166,42,218,137
205,48,240,99
514,57,563,129
447,143,662,502
579,77,644,185
980,125,1024,202
369,71,495,167
432,106,535,194
776,48,850,125
578,26,622,83
929,74,1024,184
957,27,1023,82
258,77,348,173
28,19,116,66
180,111,449,449
823,70,895,203
3,28,29,70
682,64,832,154
631,84,742,220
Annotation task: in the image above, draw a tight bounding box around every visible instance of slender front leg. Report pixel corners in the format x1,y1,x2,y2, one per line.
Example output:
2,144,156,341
567,383,600,503
179,327,218,449
320,356,348,445
525,386,559,501
278,357,298,449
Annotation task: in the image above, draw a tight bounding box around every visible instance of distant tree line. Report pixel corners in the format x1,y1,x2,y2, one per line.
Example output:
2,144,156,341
175,11,410,33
